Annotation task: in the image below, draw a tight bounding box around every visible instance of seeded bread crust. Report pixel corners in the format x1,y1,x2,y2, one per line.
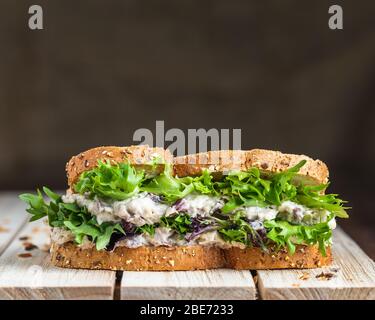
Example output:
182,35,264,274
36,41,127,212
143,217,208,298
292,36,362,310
67,147,329,187
174,149,329,185
224,245,332,269
50,242,225,271
50,242,331,271
174,150,247,178
66,145,173,188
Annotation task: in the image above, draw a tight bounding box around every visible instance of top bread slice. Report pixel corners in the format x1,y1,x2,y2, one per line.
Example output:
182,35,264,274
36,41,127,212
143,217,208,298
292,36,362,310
174,149,329,185
66,146,329,188
66,145,173,188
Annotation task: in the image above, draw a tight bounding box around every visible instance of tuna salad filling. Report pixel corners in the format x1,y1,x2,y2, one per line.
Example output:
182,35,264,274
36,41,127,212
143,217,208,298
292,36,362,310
20,160,348,256
54,192,337,250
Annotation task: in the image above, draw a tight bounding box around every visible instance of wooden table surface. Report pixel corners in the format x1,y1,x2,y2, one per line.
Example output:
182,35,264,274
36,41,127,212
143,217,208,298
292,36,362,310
0,193,374,300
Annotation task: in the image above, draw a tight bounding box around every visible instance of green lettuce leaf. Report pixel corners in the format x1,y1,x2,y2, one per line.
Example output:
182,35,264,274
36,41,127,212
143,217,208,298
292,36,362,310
74,160,218,204
212,161,348,218
72,159,348,219
74,160,145,200
264,218,333,255
296,184,349,218
216,211,267,250
96,223,125,250
135,224,156,236
141,165,195,203
160,214,192,235
19,188,125,250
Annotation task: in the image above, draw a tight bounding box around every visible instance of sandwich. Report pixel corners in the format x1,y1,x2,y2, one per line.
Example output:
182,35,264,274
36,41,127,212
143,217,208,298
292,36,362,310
19,145,349,270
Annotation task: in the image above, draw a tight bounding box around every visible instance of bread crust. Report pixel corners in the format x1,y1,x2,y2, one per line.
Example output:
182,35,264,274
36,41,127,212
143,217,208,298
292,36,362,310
50,242,225,271
247,149,329,185
174,150,247,179
67,147,329,187
50,242,331,271
224,245,332,270
66,145,173,188
174,149,329,185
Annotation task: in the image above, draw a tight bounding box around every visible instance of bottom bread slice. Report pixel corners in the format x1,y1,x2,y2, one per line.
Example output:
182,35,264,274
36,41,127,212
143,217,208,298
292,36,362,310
50,243,226,271
224,246,332,269
50,242,332,271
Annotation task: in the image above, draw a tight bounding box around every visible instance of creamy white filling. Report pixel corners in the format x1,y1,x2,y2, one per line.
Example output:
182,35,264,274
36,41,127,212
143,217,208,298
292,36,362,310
62,192,168,226
51,226,247,249
62,192,224,226
113,194,169,226
166,194,224,218
51,227,75,245
59,192,336,248
241,206,278,222
117,234,149,248
62,193,120,225
195,230,246,249
278,200,333,225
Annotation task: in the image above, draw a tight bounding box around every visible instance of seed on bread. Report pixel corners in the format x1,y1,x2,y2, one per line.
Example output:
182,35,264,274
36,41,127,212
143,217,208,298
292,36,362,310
168,260,175,267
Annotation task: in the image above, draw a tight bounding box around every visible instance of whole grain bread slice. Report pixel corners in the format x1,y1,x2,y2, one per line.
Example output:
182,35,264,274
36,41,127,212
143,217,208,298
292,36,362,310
67,147,329,187
50,242,225,271
224,245,332,269
174,149,329,185
66,145,173,188
50,241,331,271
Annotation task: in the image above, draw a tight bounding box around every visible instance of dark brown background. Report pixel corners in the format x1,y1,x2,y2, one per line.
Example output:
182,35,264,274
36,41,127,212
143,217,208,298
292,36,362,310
0,1,374,257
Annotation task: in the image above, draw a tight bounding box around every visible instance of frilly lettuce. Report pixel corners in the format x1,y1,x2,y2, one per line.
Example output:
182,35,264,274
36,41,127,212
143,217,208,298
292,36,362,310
216,211,268,251
215,210,333,255
19,159,349,253
264,218,333,256
74,161,145,200
160,214,192,235
73,160,349,218
19,187,125,250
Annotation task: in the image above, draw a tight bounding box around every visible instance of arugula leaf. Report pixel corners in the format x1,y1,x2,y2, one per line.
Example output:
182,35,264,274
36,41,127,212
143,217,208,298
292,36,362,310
19,188,125,250
42,187,60,202
19,190,50,221
297,184,349,218
160,214,192,235
64,220,100,243
264,219,332,255
219,228,248,243
216,211,267,250
96,223,125,250
135,224,156,236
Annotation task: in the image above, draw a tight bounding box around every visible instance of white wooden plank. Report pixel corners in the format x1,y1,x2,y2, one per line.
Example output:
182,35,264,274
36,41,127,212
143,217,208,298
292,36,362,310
0,193,29,255
121,269,256,300
257,227,375,300
0,218,116,300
